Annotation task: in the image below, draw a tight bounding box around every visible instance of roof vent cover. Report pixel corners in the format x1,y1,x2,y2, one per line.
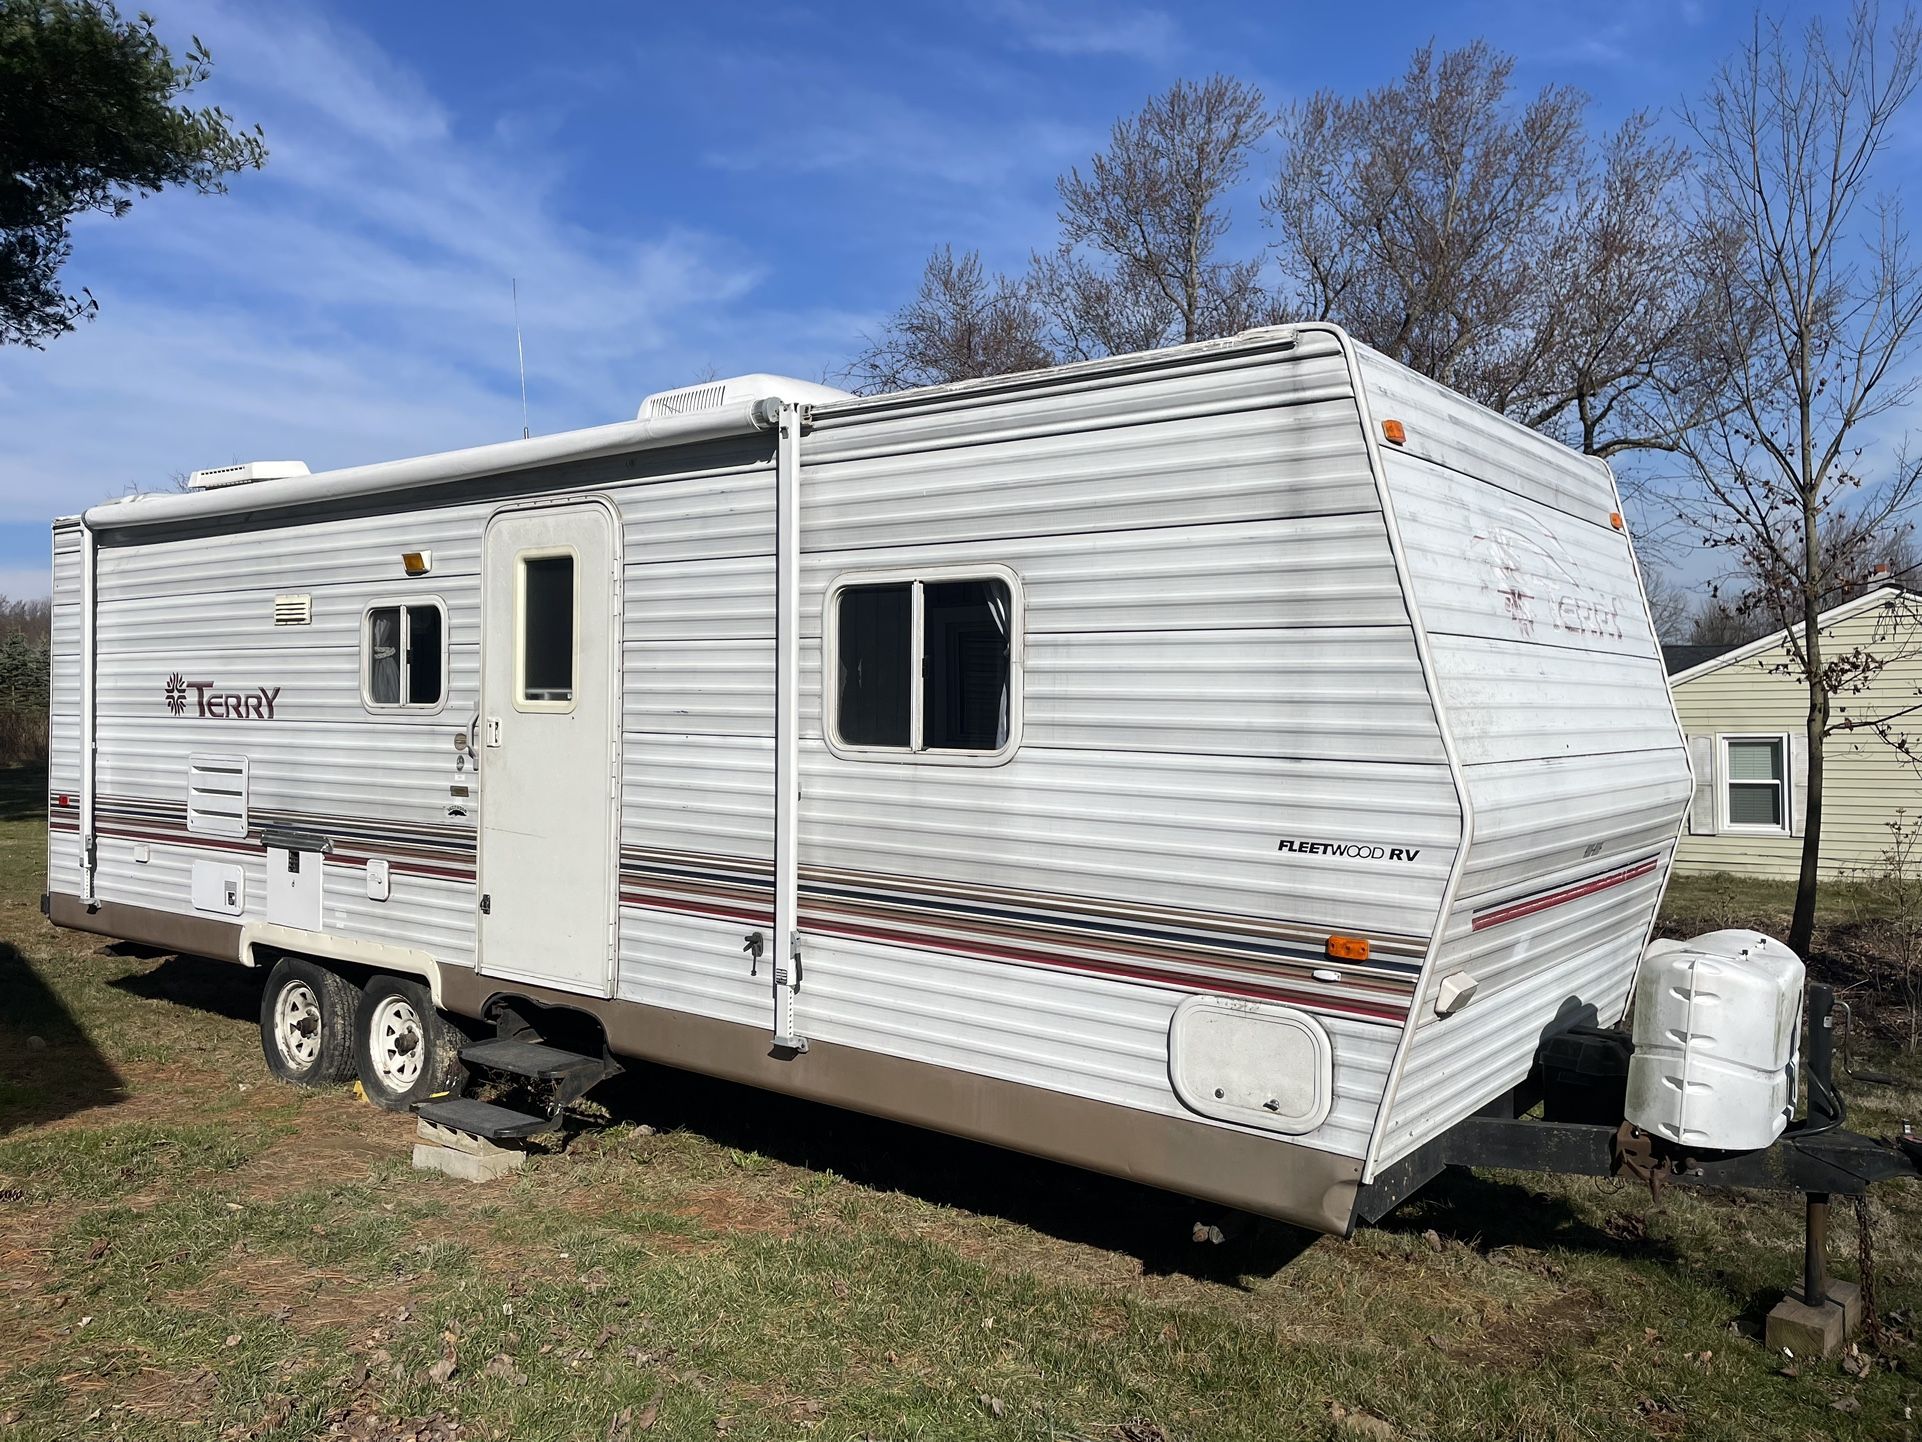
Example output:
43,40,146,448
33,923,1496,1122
187,460,311,490
637,373,852,421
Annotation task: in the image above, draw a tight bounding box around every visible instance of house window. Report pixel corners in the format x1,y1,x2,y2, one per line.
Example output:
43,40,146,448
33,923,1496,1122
1721,735,1787,832
363,601,447,711
517,550,576,710
827,569,1019,761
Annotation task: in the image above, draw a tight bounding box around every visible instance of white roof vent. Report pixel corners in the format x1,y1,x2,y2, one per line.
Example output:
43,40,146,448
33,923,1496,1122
637,373,851,421
187,460,311,490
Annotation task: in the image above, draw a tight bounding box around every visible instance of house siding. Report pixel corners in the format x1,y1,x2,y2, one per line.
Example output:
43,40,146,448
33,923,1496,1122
1671,595,1922,879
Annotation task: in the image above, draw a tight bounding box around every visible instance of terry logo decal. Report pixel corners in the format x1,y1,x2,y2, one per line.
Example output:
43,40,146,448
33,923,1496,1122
164,673,282,720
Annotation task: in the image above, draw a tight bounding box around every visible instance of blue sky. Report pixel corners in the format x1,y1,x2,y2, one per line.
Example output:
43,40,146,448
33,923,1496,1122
0,0,1867,598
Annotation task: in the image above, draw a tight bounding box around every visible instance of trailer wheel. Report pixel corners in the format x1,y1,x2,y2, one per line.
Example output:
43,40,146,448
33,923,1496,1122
259,956,358,1087
353,974,463,1112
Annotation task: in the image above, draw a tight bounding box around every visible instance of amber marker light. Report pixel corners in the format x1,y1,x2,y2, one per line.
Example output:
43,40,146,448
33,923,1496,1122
1381,419,1407,445
1609,512,1625,530
402,550,433,576
1327,934,1371,962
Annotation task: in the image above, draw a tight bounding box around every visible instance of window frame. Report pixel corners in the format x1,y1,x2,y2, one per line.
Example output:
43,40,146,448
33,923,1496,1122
823,563,1023,766
1718,732,1790,835
513,545,581,714
359,596,450,715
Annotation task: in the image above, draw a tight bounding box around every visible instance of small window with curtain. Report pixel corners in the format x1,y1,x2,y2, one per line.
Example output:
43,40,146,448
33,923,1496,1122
829,570,1018,761
518,550,577,709
363,600,447,711
1721,735,1787,832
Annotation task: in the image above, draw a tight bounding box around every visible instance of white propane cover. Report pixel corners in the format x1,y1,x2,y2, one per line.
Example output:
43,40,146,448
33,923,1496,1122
1625,930,1805,1152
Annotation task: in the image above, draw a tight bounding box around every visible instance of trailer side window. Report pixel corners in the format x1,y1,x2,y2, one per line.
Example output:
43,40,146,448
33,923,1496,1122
363,600,447,712
836,583,911,747
828,570,1018,762
518,551,576,709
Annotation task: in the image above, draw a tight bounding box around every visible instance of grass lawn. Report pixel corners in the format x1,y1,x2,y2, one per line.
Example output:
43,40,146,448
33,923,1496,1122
3,774,1920,1440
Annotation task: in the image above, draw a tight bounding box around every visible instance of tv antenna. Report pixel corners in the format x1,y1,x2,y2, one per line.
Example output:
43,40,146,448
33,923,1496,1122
512,278,531,439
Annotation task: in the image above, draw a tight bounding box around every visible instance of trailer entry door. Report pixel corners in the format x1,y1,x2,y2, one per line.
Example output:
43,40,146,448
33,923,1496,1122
477,502,619,996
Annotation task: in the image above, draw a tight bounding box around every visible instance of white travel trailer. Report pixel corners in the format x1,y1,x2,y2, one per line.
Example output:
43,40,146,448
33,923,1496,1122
46,323,1704,1235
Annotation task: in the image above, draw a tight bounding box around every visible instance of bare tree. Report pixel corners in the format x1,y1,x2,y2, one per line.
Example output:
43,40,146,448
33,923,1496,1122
1266,42,1740,461
1641,567,1694,642
1826,520,1919,602
1687,590,1772,647
1678,3,1922,954
843,247,1052,394
1039,75,1272,358
1027,246,1181,363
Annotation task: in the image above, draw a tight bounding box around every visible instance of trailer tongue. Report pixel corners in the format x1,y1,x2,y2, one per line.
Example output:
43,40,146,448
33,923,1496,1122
1359,937,1922,1357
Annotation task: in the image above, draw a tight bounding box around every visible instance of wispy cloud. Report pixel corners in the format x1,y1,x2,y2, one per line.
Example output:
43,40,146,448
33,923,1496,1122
981,0,1181,63
0,1,844,535
1491,0,1710,70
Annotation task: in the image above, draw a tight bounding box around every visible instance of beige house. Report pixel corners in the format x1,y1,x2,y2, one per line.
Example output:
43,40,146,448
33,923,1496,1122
1668,585,1922,879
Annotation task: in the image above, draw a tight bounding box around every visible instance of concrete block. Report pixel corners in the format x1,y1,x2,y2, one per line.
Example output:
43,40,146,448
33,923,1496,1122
1827,1279,1864,1335
1765,1290,1852,1359
417,1117,516,1157
412,1141,524,1182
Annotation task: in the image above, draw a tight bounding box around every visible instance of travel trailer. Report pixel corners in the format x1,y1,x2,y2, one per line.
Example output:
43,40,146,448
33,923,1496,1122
45,323,1911,1252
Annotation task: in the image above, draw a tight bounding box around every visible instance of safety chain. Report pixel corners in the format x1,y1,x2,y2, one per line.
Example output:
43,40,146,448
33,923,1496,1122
1854,1192,1883,1347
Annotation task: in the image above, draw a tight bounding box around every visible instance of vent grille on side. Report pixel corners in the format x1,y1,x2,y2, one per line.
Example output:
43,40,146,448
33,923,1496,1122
186,460,311,489
187,754,249,839
273,593,312,626
644,382,727,418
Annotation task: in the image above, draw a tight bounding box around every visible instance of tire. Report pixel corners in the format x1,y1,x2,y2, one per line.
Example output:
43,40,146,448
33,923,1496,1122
259,956,359,1087
353,974,465,1112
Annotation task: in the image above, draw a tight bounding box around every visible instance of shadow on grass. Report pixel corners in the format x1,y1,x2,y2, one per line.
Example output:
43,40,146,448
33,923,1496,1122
589,1061,1320,1286
0,939,126,1138
0,762,47,823
1377,1166,1684,1266
106,950,259,1024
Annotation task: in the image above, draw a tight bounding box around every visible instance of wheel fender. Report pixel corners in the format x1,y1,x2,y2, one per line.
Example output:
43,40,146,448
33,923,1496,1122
240,922,449,1008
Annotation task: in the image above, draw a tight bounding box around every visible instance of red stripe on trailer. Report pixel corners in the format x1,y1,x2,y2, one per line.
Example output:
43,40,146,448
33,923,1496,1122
1471,857,1662,933
807,914,1411,1024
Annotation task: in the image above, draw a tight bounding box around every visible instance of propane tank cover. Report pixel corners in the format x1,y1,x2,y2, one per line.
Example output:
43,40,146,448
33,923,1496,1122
1624,930,1804,1152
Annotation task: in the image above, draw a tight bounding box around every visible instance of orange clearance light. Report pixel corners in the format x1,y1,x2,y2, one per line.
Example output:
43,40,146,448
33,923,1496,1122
402,550,432,576
1609,512,1625,530
1381,419,1407,445
1327,934,1371,962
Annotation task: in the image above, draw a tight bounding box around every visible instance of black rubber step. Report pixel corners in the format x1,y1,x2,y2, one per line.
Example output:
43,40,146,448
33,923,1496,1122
416,1096,559,1140
460,1037,609,1082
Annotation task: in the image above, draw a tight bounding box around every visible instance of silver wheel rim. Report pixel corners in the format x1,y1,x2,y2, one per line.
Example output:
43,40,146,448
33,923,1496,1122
369,994,426,1092
272,980,323,1069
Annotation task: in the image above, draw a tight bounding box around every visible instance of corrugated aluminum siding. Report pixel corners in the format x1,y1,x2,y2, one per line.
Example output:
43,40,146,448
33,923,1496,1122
49,525,84,897
86,503,487,962
1358,349,1690,1175
784,332,1456,1159
613,333,1459,1160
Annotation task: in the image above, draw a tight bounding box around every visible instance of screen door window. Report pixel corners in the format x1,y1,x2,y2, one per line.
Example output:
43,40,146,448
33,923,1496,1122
519,552,577,709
